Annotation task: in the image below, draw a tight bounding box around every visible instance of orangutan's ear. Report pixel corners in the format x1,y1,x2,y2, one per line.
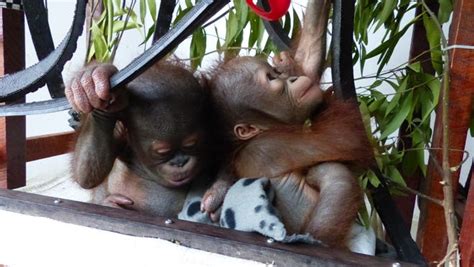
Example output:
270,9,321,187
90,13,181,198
234,123,263,140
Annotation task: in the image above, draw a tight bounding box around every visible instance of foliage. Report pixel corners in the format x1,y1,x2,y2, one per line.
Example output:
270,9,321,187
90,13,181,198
353,0,452,226
86,0,158,62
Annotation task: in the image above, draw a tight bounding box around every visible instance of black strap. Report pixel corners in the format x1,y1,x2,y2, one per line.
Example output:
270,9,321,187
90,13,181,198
0,0,87,102
331,0,357,100
153,0,177,42
24,0,65,98
332,0,426,264
0,0,230,116
260,0,291,51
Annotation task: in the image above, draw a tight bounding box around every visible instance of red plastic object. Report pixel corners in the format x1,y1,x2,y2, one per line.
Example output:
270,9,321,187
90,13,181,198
246,0,291,21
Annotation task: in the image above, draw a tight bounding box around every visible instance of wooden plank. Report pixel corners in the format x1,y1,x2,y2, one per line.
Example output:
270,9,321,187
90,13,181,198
460,162,474,267
416,0,474,262
0,8,25,189
0,189,413,267
26,131,75,162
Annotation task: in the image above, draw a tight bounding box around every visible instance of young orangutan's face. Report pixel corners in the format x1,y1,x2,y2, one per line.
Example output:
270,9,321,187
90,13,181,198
239,57,323,124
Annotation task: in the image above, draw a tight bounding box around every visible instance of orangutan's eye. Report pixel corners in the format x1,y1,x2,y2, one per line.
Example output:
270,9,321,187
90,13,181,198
151,140,172,156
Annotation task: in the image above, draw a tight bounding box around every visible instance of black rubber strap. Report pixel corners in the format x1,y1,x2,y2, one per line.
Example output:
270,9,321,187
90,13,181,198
0,0,87,102
332,0,426,264
331,0,357,100
260,0,291,51
153,0,177,43
24,0,65,98
0,0,230,116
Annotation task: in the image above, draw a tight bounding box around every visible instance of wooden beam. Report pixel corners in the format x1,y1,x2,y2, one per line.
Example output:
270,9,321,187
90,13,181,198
26,132,75,162
417,0,474,262
460,162,474,267
0,8,25,189
0,189,414,267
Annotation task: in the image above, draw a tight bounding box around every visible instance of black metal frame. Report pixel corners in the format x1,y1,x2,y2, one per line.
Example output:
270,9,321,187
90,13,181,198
0,0,426,264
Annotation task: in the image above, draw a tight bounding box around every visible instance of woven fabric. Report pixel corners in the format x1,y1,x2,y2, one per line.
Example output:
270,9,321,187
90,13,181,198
0,0,23,11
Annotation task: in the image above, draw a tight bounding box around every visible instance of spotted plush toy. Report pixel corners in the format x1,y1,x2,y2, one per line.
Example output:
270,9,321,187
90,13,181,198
179,178,375,254
219,178,287,241
179,177,286,241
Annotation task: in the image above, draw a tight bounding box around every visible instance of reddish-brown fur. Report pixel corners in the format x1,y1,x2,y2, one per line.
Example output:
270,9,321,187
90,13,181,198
206,0,372,247
233,96,374,179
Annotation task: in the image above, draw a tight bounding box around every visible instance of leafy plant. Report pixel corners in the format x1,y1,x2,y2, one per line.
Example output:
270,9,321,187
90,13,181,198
86,0,158,62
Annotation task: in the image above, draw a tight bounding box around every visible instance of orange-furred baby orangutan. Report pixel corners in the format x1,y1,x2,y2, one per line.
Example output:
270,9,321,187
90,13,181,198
207,0,373,247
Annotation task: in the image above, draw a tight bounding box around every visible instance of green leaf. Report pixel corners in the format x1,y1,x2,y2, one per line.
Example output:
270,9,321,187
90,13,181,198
112,0,121,9
147,0,157,22
357,201,371,228
87,44,96,63
234,0,249,28
91,22,109,62
368,97,385,113
185,0,193,8
215,26,222,53
422,13,443,74
427,75,441,107
375,0,396,31
385,77,407,117
139,0,146,24
380,92,413,140
420,90,434,124
365,22,412,74
408,62,421,72
358,101,373,137
139,24,156,45
173,7,193,25
248,12,260,48
190,27,206,69
368,169,381,187
387,165,406,186
224,12,237,46
105,0,114,43
438,0,453,24
283,12,291,34
112,20,141,32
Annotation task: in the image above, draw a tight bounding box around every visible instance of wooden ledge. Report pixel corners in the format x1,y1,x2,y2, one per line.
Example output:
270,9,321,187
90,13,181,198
0,189,414,266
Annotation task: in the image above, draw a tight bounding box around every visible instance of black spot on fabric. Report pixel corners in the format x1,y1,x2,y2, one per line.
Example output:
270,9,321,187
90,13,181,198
259,194,266,199
187,201,201,217
224,208,236,229
242,179,257,186
269,223,275,231
254,205,263,213
259,220,266,229
267,206,276,216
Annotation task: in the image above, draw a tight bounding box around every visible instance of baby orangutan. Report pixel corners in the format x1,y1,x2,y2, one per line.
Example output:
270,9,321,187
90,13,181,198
66,62,226,218
207,0,373,247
